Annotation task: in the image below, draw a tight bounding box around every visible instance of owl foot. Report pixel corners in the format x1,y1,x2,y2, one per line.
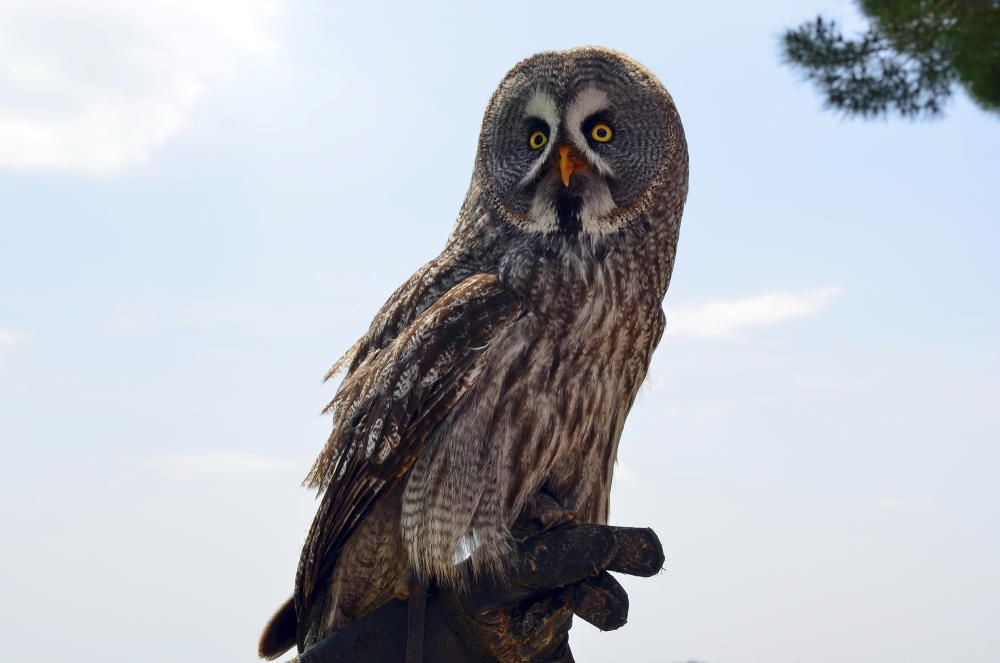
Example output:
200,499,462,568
521,492,578,538
393,575,411,601
538,506,577,530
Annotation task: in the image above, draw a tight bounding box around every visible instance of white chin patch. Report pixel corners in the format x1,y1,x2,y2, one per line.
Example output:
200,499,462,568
579,180,618,234
524,173,618,235
526,177,561,233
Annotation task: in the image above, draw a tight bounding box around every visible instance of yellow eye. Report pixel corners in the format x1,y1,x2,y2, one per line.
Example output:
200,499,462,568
529,130,548,150
590,123,613,143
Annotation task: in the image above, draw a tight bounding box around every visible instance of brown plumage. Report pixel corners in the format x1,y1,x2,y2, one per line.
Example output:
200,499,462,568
259,46,688,659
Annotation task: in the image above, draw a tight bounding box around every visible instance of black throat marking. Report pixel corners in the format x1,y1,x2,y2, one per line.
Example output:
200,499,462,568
555,194,583,235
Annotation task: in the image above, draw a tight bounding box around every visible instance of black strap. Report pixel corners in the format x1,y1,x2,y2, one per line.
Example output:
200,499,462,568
405,577,427,663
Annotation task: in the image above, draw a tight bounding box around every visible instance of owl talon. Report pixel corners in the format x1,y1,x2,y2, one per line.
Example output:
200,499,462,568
522,492,578,536
393,576,411,601
538,508,577,531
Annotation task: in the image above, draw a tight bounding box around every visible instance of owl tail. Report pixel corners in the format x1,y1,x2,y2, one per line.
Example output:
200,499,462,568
258,595,297,660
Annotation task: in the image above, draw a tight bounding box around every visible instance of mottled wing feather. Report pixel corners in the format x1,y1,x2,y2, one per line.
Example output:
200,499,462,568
295,273,521,644
323,251,479,381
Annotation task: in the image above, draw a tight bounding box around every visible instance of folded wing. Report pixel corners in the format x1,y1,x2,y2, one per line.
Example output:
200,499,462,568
294,273,522,648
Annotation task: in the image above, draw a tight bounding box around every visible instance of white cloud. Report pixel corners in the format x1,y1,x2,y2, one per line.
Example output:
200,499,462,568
0,327,31,346
869,497,939,514
0,327,31,370
146,453,304,478
667,286,843,338
0,0,282,174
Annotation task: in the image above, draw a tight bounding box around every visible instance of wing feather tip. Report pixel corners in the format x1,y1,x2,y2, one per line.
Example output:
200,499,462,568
258,595,297,660
324,338,364,382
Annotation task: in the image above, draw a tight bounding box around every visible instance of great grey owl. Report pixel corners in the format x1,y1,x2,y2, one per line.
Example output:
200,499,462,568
259,46,688,659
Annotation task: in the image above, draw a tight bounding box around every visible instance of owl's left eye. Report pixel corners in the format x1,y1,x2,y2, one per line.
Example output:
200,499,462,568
528,130,548,150
590,123,613,143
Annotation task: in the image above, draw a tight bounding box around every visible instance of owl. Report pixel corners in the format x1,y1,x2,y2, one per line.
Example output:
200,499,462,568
259,46,688,659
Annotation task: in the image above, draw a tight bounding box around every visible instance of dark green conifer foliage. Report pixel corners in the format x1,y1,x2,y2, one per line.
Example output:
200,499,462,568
782,0,1000,118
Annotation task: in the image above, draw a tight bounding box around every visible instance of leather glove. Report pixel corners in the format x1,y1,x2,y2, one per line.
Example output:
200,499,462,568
295,523,664,663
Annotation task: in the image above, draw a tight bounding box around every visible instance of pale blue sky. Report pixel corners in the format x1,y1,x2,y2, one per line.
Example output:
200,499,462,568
1,1,997,661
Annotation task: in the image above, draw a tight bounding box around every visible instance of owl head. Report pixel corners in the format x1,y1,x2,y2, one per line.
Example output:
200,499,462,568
475,46,687,237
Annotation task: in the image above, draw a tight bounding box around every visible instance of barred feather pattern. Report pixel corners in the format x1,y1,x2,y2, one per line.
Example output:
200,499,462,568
400,189,680,587
294,274,521,646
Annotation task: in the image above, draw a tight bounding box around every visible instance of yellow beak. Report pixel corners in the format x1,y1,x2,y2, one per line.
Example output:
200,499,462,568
558,144,585,187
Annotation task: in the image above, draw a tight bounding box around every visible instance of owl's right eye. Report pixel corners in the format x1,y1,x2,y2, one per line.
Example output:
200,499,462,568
528,130,548,150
